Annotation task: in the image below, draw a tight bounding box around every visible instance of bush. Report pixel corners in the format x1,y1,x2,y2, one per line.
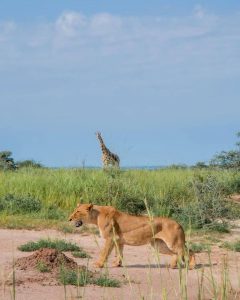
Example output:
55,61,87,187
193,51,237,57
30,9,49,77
17,160,43,169
0,194,41,214
0,151,17,170
172,174,232,231
40,205,66,220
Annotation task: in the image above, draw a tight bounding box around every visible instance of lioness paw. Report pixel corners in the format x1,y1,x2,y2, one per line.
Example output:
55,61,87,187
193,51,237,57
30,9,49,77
112,261,122,267
94,261,104,268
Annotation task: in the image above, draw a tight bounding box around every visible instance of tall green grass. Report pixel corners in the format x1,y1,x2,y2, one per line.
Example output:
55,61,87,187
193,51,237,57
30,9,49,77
0,168,239,230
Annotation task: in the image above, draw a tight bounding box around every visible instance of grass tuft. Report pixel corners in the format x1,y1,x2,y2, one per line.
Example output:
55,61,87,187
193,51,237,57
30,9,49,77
92,275,121,287
221,240,240,252
72,251,91,259
188,242,210,253
58,267,120,287
18,239,80,252
36,261,50,273
58,267,90,286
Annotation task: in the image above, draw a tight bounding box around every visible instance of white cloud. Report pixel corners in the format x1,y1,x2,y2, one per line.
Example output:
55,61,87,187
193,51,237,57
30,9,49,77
194,5,205,19
89,13,122,36
55,11,87,37
0,21,16,42
0,9,239,77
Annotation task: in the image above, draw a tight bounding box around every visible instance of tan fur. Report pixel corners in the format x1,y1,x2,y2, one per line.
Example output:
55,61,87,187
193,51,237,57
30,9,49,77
69,204,196,269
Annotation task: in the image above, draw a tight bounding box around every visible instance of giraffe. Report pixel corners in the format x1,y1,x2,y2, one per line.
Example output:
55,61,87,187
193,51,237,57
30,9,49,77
96,132,120,169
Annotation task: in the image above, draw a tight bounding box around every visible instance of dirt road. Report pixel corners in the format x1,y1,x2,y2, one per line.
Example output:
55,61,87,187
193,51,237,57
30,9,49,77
0,229,239,300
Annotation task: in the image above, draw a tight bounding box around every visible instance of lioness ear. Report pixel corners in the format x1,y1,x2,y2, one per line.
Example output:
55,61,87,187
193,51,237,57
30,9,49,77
87,204,93,211
77,203,81,207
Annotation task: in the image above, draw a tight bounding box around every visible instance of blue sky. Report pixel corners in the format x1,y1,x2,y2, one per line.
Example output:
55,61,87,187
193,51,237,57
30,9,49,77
0,1,239,167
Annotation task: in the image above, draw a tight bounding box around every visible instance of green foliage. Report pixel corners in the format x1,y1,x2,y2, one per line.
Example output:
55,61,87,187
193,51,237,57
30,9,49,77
92,275,121,287
59,267,90,286
72,251,91,259
0,151,17,170
58,267,121,287
0,194,41,214
193,161,208,169
210,131,240,170
40,205,66,220
36,261,50,272
172,173,232,231
0,168,239,231
210,150,240,170
17,160,43,169
18,239,80,252
166,164,188,170
221,240,240,252
188,242,210,253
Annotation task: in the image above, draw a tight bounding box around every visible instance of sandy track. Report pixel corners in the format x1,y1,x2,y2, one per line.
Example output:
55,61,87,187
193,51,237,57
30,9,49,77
0,229,240,300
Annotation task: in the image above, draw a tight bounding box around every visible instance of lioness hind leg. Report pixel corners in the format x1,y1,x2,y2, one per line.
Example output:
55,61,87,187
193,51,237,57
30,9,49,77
170,254,178,269
173,248,196,269
151,239,179,268
184,249,196,269
153,235,186,269
112,241,124,267
151,239,173,255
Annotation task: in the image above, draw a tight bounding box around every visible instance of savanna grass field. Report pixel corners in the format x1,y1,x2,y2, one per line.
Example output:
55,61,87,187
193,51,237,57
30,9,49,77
0,167,240,230
1,167,240,300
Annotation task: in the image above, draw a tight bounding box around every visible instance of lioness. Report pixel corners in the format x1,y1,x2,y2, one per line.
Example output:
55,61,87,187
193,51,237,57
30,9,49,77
69,204,195,269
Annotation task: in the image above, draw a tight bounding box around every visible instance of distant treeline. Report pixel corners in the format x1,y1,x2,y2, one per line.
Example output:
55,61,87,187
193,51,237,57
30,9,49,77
1,131,239,171
0,151,43,170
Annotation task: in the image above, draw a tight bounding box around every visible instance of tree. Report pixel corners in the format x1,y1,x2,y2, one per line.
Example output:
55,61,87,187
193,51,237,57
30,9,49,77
0,151,17,170
193,161,208,169
16,160,43,169
210,132,240,170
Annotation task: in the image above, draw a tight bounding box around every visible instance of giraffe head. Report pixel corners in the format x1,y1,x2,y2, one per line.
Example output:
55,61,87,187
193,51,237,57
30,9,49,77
95,131,102,139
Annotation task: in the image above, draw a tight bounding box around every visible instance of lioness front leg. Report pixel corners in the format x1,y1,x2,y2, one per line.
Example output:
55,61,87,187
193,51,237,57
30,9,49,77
94,238,114,268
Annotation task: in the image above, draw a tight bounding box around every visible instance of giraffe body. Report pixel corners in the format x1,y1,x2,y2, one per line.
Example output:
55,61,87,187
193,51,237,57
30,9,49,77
96,132,120,168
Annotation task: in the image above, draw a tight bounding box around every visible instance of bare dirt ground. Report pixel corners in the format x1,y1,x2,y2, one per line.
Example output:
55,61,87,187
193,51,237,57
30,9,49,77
0,228,240,300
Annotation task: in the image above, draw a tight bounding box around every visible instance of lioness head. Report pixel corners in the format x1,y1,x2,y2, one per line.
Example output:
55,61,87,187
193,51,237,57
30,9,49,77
68,203,93,227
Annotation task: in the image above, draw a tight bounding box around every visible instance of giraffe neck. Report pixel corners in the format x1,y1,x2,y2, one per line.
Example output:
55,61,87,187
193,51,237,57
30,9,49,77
97,134,109,154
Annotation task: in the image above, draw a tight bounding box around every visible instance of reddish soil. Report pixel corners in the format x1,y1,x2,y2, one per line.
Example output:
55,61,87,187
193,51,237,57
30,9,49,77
0,228,240,300
15,248,79,272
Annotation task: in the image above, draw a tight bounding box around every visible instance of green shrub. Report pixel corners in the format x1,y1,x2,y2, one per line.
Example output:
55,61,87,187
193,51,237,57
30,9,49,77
40,205,66,220
72,251,91,259
221,240,240,252
18,239,80,252
173,174,232,231
0,194,41,214
58,267,121,287
92,275,121,287
188,242,210,253
58,267,90,286
0,151,16,170
17,160,43,169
